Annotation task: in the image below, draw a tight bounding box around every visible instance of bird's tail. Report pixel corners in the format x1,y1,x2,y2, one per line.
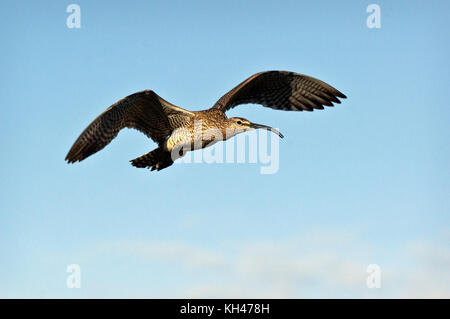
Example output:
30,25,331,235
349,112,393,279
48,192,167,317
130,147,174,171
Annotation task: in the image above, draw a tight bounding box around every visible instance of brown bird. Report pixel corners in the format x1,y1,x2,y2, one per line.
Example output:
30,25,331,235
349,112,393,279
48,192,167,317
65,70,346,171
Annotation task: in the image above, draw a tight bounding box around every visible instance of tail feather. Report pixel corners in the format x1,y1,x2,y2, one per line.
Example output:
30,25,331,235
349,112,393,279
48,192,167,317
130,148,173,171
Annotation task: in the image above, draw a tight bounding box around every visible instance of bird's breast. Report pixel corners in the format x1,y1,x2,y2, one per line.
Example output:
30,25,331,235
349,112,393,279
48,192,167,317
165,125,225,152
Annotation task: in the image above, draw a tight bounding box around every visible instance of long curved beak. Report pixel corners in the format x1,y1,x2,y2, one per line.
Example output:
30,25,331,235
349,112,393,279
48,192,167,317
250,122,284,138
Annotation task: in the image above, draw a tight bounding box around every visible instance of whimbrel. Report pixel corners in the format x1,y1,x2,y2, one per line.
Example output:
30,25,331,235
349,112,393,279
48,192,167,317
65,70,346,171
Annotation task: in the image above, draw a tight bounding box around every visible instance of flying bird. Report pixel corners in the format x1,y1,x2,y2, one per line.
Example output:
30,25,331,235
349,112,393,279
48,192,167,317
65,71,346,171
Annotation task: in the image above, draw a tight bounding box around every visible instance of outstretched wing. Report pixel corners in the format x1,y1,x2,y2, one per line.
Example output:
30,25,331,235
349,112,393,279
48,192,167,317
65,90,194,163
212,71,346,112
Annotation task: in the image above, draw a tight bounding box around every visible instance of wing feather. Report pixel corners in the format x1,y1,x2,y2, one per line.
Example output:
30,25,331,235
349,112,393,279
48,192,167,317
212,71,346,112
65,90,193,163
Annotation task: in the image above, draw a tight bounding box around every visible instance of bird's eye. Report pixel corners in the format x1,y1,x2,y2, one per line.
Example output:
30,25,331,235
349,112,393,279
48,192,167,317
236,121,242,125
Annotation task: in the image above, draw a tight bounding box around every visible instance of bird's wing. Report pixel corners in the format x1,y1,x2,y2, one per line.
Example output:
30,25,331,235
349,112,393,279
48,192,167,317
65,90,194,163
212,71,346,112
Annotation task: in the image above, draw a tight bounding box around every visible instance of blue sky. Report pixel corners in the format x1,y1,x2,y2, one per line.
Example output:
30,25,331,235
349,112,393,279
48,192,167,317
0,0,449,298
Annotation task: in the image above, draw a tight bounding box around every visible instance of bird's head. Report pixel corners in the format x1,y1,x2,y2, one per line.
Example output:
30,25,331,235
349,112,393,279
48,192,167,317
226,117,284,139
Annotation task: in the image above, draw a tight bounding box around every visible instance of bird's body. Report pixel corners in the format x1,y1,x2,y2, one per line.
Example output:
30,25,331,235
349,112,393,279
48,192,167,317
165,109,228,152
66,71,346,171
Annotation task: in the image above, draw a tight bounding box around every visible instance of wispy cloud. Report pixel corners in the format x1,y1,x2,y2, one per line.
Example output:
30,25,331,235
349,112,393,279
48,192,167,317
108,240,226,270
97,231,450,298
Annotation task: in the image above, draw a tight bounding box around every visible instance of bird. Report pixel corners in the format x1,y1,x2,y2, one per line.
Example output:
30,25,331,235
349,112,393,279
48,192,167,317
65,70,346,171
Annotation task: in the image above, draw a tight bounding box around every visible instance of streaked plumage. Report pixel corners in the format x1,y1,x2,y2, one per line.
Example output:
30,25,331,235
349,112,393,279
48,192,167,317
66,70,346,171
